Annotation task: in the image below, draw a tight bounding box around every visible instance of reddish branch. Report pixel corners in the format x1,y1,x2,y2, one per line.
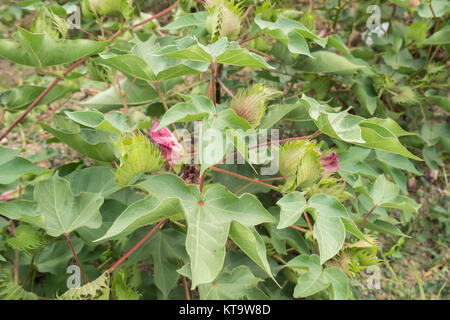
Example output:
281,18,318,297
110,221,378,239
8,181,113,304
179,260,191,300
108,219,167,274
290,225,308,233
358,205,377,229
239,31,264,45
303,212,313,232
65,233,89,284
210,166,280,191
0,2,180,141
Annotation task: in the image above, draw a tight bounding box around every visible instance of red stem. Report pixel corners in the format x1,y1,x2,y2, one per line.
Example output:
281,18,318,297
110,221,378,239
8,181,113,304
65,233,89,284
210,166,280,191
0,2,180,141
216,77,235,98
108,220,167,274
239,31,264,45
303,212,313,232
109,1,180,40
358,205,377,229
290,225,309,233
179,259,190,300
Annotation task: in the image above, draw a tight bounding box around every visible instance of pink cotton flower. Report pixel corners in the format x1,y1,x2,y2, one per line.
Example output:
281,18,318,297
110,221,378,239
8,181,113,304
320,152,339,174
0,190,15,201
150,121,184,167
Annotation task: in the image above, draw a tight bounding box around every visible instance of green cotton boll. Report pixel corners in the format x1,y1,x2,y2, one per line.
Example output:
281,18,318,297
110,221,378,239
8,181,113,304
219,5,241,40
230,86,265,128
295,144,321,187
230,83,279,128
114,132,163,187
34,7,68,41
279,141,321,192
83,0,134,19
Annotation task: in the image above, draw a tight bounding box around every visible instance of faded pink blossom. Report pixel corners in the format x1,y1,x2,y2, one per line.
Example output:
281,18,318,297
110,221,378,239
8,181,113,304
150,121,184,167
0,190,15,201
320,152,339,174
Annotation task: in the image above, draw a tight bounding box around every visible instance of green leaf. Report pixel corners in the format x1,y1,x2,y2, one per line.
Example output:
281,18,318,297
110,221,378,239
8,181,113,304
162,12,208,30
359,219,408,237
324,268,349,300
95,196,185,241
156,37,271,68
287,254,329,298
300,95,421,161
76,199,125,245
0,146,48,184
309,194,349,264
148,228,188,298
287,254,349,299
420,25,450,46
367,175,399,206
0,276,38,300
131,36,209,81
34,175,103,237
157,95,215,129
353,78,378,115
0,200,45,229
96,49,155,81
416,0,450,18
0,28,108,67
40,115,117,162
64,166,120,196
0,255,5,262
0,84,69,112
6,224,46,254
380,195,421,213
81,78,159,112
294,51,365,73
34,238,84,274
65,110,136,134
276,191,308,229
259,104,299,129
254,14,322,56
198,266,262,300
134,174,275,288
375,150,422,176
111,270,141,300
228,221,275,282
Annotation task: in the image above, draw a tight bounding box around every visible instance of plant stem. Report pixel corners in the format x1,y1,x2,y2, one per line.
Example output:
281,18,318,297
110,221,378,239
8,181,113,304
108,220,167,274
179,260,191,300
114,78,130,116
303,212,313,232
210,166,281,192
154,81,177,131
208,62,217,106
239,31,264,45
21,253,35,289
216,77,235,98
0,2,180,141
65,233,89,284
332,0,342,31
290,225,309,233
358,205,377,229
